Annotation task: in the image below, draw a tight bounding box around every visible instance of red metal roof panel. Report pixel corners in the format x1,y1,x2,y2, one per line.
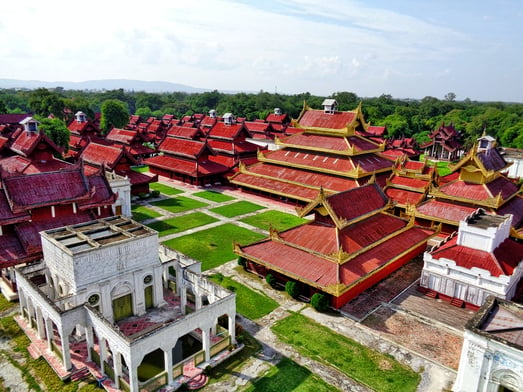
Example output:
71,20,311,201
416,199,476,222
298,109,356,130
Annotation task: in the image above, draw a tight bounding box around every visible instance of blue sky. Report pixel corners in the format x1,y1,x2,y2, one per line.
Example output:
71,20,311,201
1,0,522,102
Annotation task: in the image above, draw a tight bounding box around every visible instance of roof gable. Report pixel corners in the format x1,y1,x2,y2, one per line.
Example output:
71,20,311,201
297,182,388,228
10,129,62,157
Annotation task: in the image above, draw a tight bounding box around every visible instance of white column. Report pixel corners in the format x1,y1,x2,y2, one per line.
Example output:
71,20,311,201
99,337,107,375
60,330,72,370
35,307,46,340
45,318,54,350
113,351,122,389
164,347,174,385
180,286,187,315
86,327,94,362
202,327,211,363
228,313,236,344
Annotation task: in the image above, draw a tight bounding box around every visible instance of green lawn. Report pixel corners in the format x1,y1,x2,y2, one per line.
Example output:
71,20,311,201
131,205,162,222
146,213,218,237
162,223,265,270
272,313,420,392
131,165,150,173
149,182,184,196
151,196,208,213
210,201,264,218
244,357,339,392
240,210,308,232
434,160,453,176
208,274,278,320
193,190,235,203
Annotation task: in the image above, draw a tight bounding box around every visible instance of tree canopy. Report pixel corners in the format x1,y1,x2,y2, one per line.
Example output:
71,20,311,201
36,117,70,152
0,87,521,148
100,99,129,132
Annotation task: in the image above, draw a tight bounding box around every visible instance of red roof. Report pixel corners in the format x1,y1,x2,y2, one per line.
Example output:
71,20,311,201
146,155,229,177
366,125,386,137
265,112,290,124
416,199,477,222
324,183,388,222
280,213,406,255
208,139,259,154
0,155,70,176
263,149,392,175
0,234,33,269
278,133,378,153
244,121,274,134
106,128,138,144
0,136,9,150
385,188,425,206
167,125,202,140
233,162,361,193
158,137,211,159
390,176,430,189
0,191,30,225
208,122,251,140
439,176,518,202
10,130,62,157
80,142,126,168
298,109,356,130
3,168,92,212
498,196,523,228
431,236,523,277
78,174,117,209
0,113,32,124
340,227,431,286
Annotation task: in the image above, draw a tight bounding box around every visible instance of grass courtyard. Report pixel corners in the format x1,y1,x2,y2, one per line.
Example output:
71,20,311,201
149,182,184,196
209,200,264,218
145,212,218,237
162,223,265,270
151,195,208,213
208,273,278,320
131,204,162,222
239,210,309,232
272,313,420,392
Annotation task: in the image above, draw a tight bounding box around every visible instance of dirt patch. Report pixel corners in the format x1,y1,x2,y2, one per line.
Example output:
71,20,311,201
362,307,462,369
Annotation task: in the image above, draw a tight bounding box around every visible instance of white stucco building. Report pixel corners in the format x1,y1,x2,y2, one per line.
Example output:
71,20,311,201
454,296,523,392
15,216,237,392
420,209,523,308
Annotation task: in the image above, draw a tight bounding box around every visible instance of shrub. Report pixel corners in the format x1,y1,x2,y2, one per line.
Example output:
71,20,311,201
138,192,149,200
237,257,247,269
151,189,160,197
285,281,300,299
265,273,276,287
310,293,328,312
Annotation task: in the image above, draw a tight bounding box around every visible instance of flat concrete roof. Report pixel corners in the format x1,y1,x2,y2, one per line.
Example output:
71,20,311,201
42,216,156,254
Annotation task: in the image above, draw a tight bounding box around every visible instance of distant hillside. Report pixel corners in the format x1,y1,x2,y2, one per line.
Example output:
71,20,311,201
0,78,209,93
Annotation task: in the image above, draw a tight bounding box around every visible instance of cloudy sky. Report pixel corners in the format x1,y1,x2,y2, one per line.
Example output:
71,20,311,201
1,0,522,102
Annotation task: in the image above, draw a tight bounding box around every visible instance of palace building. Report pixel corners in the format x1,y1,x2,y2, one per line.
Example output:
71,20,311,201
454,296,523,392
235,182,436,308
420,209,523,309
15,216,238,392
409,136,523,234
229,100,395,204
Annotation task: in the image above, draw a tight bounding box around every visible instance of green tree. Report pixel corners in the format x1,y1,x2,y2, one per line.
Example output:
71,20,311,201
0,100,7,113
310,293,328,312
285,281,300,299
28,88,65,117
36,117,70,152
100,99,129,132
265,274,276,287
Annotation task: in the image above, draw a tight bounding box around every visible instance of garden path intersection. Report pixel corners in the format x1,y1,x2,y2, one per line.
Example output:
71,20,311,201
141,178,460,391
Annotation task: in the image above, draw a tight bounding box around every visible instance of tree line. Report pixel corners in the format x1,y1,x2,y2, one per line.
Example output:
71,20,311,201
1,87,522,149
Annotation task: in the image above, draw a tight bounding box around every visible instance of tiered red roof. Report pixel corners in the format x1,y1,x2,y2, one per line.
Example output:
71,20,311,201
236,183,435,307
10,129,62,157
